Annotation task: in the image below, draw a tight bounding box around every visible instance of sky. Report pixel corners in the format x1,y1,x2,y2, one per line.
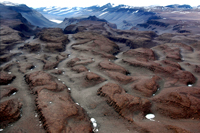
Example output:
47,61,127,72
0,0,200,8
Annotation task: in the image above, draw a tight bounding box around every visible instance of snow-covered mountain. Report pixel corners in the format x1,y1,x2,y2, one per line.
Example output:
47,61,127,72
36,3,199,30
36,3,158,30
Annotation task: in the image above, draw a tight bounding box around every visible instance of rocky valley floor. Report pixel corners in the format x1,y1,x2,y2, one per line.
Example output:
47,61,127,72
0,20,200,133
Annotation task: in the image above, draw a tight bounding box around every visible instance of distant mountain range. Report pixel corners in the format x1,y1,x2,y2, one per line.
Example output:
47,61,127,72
1,1,200,32
35,3,200,30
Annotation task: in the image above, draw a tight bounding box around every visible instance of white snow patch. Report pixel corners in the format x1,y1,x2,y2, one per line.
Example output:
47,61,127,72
90,118,96,123
90,118,98,132
145,114,155,121
0,129,3,131
2,1,18,6
68,88,71,90
12,92,16,95
50,19,62,24
132,10,139,14
188,84,193,87
8,72,11,74
99,12,108,17
102,8,107,11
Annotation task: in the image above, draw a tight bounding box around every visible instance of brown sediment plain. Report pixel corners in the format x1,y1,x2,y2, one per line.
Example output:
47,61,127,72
0,22,200,133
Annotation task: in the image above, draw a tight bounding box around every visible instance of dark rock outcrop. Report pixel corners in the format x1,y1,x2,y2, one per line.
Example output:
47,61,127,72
36,28,69,52
0,86,18,99
0,71,16,85
0,99,22,128
99,59,128,74
25,71,93,132
131,75,160,97
18,43,41,53
123,48,156,60
152,87,200,119
97,83,151,121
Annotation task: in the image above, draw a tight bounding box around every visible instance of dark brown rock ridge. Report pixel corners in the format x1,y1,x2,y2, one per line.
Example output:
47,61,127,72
97,83,151,121
25,71,93,133
72,65,88,73
123,48,156,61
84,72,106,87
73,32,120,56
99,59,129,74
36,28,69,52
67,57,94,67
105,71,133,85
0,53,21,65
18,62,35,73
152,87,200,119
0,71,16,85
0,86,18,99
123,58,196,87
131,75,161,97
41,54,68,70
36,89,93,133
0,26,24,52
154,43,193,61
0,99,22,128
18,42,41,53
25,71,66,94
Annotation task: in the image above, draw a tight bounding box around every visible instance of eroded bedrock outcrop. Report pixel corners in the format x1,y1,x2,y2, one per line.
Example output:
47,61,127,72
123,59,196,87
152,87,200,119
105,71,133,85
0,86,18,99
36,28,69,52
97,83,151,121
0,25,24,52
18,62,35,74
0,71,16,85
0,53,21,65
72,32,120,57
153,43,193,61
123,48,156,61
25,71,93,133
72,65,88,73
25,71,66,94
41,54,68,70
81,72,106,88
67,57,94,67
36,89,93,133
131,75,161,97
0,99,22,128
99,59,129,74
18,42,41,53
